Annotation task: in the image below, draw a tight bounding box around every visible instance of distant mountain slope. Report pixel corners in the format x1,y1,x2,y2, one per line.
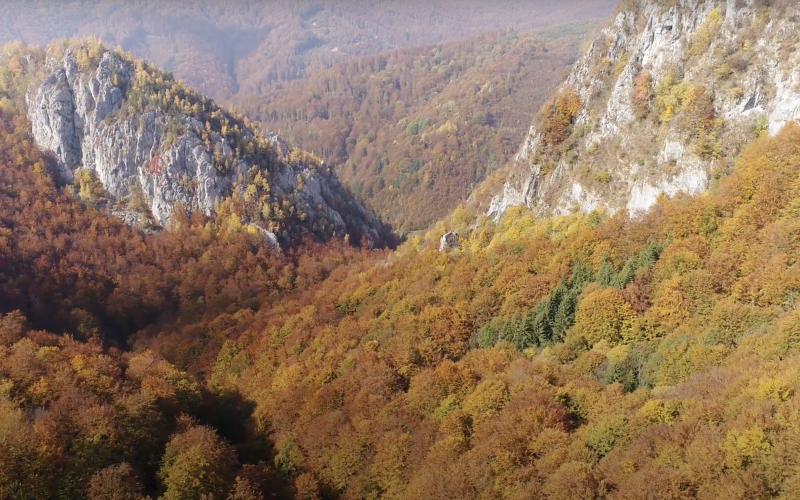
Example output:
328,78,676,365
0,0,617,101
488,0,800,219
238,25,591,231
4,40,390,246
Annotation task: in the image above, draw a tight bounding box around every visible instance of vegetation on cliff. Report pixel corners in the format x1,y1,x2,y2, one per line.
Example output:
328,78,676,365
5,39,393,247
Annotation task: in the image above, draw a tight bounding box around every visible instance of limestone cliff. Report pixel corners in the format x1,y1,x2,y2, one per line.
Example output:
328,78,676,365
25,42,387,246
489,0,800,219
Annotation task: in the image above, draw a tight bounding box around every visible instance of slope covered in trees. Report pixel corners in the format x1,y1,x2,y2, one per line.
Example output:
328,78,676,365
238,26,589,230
0,0,616,101
4,5,800,495
0,101,376,499
5,81,800,497
143,122,800,500
0,107,280,498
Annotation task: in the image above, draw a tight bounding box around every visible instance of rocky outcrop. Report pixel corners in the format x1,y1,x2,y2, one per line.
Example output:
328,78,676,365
489,0,800,219
439,231,459,252
26,44,387,246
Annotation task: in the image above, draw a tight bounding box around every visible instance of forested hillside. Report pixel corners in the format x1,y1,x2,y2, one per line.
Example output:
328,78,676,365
3,1,800,499
0,106,294,498
4,56,800,497
238,26,589,230
0,0,616,100
0,99,390,498
143,122,800,500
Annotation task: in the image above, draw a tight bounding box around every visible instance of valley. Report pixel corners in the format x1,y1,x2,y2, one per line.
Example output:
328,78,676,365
1,1,800,499
236,24,592,230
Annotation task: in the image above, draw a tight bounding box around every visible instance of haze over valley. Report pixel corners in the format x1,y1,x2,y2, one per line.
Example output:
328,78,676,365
0,0,616,100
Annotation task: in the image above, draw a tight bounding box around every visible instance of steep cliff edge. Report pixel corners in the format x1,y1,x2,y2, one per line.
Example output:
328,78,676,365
489,0,800,219
21,40,388,246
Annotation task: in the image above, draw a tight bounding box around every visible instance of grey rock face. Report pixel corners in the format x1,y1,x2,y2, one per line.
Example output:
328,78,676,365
439,231,459,252
26,46,385,245
489,0,800,220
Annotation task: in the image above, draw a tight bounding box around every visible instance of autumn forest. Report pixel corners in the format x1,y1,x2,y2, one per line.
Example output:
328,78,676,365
2,1,800,500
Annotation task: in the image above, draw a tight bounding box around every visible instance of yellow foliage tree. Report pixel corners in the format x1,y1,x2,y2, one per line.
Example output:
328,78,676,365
462,378,508,426
573,286,638,346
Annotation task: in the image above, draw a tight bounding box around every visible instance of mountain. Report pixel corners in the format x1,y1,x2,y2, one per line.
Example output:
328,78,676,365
488,0,800,219
12,40,389,246
237,24,591,231
5,1,800,500
0,0,617,101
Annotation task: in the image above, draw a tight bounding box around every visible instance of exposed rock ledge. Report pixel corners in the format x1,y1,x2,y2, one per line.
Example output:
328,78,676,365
26,46,385,245
489,0,800,220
